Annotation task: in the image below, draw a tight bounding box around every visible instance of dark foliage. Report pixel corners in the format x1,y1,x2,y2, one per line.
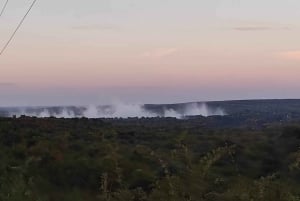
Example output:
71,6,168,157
0,114,300,200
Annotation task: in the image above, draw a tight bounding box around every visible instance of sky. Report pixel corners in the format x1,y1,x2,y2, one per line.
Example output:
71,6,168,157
0,0,300,106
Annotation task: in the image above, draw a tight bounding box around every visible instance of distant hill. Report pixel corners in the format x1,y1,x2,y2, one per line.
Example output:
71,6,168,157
146,99,300,115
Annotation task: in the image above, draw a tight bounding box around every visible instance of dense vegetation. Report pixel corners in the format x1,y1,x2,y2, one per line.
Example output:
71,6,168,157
0,114,300,201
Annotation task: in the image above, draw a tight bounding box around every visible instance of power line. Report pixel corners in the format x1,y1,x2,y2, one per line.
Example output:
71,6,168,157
0,0,9,17
0,0,37,56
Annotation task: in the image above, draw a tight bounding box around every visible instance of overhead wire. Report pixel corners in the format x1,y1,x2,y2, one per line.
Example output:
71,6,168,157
0,0,9,17
0,0,37,55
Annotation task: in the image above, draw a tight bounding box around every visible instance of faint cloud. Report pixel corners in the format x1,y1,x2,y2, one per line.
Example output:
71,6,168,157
232,26,290,31
71,24,120,31
278,51,300,60
142,48,179,59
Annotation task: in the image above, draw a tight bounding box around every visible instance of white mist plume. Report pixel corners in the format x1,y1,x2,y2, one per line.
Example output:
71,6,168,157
163,103,225,118
82,103,157,118
8,102,225,119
